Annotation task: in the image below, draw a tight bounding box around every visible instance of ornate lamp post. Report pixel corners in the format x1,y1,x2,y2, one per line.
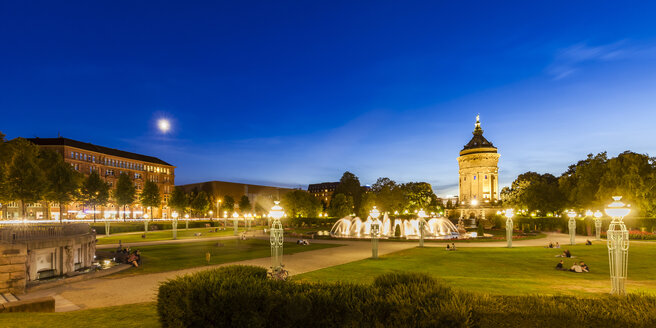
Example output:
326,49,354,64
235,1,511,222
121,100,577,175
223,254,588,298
417,209,427,247
370,206,380,259
269,201,285,270
567,210,577,245
504,209,514,248
605,196,631,295
232,212,239,236
209,210,213,220
184,213,189,230
172,211,179,240
594,210,603,241
104,212,111,237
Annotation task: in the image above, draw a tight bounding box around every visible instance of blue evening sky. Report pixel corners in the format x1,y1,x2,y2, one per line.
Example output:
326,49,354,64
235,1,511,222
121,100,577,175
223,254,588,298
2,1,656,196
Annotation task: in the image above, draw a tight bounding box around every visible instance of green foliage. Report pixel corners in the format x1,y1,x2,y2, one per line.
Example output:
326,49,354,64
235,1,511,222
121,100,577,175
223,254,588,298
168,186,188,214
477,223,485,236
394,224,401,237
327,193,353,218
157,268,471,328
357,191,377,218
221,195,235,213
502,172,566,214
115,173,136,219
333,171,362,213
4,138,48,218
80,171,110,209
190,191,210,217
39,148,82,220
281,190,321,218
238,195,251,214
370,177,404,213
140,180,161,213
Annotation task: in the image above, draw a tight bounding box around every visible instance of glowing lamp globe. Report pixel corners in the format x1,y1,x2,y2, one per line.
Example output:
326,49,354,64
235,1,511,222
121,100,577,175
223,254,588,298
172,212,179,219
209,210,213,215
605,196,631,218
269,201,284,220
417,209,427,218
232,212,239,219
567,211,577,219
185,214,189,219
585,210,593,217
471,199,478,206
144,214,149,219
504,209,514,219
370,206,380,219
594,210,603,219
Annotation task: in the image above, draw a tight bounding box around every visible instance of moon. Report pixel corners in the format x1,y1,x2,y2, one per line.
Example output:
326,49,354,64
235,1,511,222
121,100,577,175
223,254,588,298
157,119,171,133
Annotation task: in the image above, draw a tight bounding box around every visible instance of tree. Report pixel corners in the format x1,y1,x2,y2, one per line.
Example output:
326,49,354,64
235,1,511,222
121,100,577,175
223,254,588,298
238,195,252,214
221,195,235,215
333,171,362,213
80,171,110,222
0,131,10,204
281,190,321,218
168,186,188,215
115,173,136,221
190,191,210,217
371,177,403,213
5,138,47,219
358,191,377,218
596,151,656,216
401,182,435,212
559,152,608,209
40,149,82,222
328,193,353,218
140,180,161,219
503,172,565,215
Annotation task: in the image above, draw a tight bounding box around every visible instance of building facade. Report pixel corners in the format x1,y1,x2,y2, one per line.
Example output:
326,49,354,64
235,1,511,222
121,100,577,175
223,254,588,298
308,182,340,206
0,137,175,220
453,115,501,222
178,180,297,217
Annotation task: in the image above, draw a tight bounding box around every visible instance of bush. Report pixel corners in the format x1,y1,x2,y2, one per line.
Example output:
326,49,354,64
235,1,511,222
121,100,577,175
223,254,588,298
92,221,219,234
158,265,656,328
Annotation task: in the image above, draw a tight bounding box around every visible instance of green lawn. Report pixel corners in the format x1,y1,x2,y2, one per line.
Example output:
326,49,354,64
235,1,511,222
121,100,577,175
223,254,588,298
110,238,341,276
0,302,159,328
96,226,265,245
295,242,656,296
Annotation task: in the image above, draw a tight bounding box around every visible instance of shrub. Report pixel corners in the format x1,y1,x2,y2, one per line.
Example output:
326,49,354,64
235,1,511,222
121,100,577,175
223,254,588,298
394,224,401,237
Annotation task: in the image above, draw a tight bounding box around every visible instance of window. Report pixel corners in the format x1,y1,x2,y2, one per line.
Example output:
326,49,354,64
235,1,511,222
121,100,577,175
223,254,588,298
485,175,487,179
474,176,476,180
70,151,74,158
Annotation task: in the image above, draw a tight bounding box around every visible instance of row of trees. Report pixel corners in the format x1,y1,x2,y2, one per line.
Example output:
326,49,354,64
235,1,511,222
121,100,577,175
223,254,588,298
327,171,443,218
168,188,267,218
0,134,162,221
501,151,656,216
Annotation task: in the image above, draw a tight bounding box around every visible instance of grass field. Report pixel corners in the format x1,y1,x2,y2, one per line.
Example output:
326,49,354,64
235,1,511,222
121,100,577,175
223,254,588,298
110,238,341,276
96,226,266,244
295,242,656,296
0,302,159,328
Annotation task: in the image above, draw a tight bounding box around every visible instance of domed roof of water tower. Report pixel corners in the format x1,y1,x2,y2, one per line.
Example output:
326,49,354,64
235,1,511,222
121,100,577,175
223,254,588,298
459,114,497,156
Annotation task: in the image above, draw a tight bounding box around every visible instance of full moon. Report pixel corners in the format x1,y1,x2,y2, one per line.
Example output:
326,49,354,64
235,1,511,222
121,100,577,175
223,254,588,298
157,119,171,133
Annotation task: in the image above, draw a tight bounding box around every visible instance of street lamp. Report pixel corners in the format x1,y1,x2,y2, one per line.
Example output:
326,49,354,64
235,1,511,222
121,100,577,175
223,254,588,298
594,210,603,241
605,196,631,295
504,209,514,248
269,201,285,271
143,213,150,235
567,210,577,245
370,206,380,259
172,211,179,240
417,209,427,247
104,212,111,237
232,212,239,236
209,210,213,220
184,213,189,230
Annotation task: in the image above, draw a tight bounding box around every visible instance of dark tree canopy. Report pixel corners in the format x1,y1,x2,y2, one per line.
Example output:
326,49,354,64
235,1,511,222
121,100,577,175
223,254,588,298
333,171,362,213
221,195,235,214
168,186,188,214
115,173,137,219
328,193,353,218
140,180,161,216
281,190,321,218
238,195,252,214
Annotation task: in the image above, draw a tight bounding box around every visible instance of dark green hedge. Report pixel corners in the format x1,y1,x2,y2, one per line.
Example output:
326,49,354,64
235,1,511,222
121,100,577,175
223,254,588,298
91,220,222,234
158,266,471,328
158,265,656,328
515,217,656,235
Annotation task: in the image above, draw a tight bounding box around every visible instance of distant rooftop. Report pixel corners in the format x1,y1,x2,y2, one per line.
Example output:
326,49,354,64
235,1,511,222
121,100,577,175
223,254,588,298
27,137,173,166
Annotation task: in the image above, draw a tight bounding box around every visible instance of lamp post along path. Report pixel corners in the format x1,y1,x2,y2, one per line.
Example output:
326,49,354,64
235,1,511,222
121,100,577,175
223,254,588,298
594,210,603,241
417,209,427,248
269,201,285,271
370,206,380,259
505,209,513,248
232,212,239,236
172,212,179,240
567,210,577,245
605,196,631,295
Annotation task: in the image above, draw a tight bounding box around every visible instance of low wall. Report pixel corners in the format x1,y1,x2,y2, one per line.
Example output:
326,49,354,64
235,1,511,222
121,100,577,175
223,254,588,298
0,242,27,294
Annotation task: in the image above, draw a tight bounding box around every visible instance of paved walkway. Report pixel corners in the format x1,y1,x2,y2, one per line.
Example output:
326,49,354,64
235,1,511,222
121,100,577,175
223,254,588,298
21,232,584,312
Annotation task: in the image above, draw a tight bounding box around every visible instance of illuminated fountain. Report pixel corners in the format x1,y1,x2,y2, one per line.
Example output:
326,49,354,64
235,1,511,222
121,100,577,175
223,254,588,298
330,213,460,239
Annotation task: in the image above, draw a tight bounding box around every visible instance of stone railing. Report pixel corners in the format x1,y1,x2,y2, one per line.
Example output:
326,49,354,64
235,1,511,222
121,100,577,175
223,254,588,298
0,224,92,243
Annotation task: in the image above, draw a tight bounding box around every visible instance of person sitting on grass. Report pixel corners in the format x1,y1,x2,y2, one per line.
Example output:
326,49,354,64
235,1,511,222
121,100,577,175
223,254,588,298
547,242,554,248
450,243,457,251
562,249,572,258
127,252,139,267
586,239,592,245
555,259,565,270
569,262,582,273
446,244,450,250
555,242,560,248
580,261,589,272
